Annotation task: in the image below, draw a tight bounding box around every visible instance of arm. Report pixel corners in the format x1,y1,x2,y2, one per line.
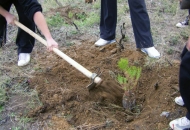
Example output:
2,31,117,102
33,11,58,51
17,0,58,51
186,37,190,51
0,6,16,25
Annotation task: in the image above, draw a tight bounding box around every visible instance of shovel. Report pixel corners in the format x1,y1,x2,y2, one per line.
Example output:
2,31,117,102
14,20,102,90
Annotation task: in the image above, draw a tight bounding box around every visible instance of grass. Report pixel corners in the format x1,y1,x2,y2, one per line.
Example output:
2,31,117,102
46,12,65,28
39,0,60,12
180,30,189,40
8,112,34,129
0,87,6,106
19,116,33,125
0,74,42,129
0,106,4,113
75,12,87,21
11,127,22,130
91,1,101,9
74,12,100,27
169,35,180,46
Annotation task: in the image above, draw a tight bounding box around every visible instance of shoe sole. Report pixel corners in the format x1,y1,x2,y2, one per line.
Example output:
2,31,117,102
176,25,188,28
110,40,116,44
95,40,116,47
18,60,30,67
18,62,30,67
141,49,160,59
141,49,147,54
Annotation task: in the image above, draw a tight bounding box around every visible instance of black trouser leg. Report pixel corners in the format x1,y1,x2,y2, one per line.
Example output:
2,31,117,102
179,46,190,120
128,0,154,48
0,2,12,47
13,0,35,54
100,0,117,40
0,18,7,47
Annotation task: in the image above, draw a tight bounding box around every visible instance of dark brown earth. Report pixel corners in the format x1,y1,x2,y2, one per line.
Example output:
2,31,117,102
27,39,183,130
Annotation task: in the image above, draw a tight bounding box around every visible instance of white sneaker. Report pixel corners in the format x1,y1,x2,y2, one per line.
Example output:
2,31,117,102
176,17,189,28
141,47,161,59
18,53,31,67
176,22,189,28
94,38,116,47
169,117,190,130
175,96,185,106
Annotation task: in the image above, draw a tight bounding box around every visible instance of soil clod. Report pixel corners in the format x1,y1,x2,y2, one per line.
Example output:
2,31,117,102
89,80,124,104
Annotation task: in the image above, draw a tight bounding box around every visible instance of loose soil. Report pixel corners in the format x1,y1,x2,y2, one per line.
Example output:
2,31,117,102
28,40,183,130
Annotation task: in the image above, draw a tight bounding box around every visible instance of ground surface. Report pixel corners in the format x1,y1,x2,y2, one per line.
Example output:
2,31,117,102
0,0,189,130
28,41,184,130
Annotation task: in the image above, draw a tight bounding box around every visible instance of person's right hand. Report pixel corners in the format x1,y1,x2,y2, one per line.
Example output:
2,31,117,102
46,38,59,51
5,13,17,25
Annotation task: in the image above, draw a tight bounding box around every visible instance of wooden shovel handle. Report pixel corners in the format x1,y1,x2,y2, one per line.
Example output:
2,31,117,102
14,20,102,84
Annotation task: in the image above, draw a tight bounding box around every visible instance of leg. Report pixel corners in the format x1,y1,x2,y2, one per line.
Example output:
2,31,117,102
13,0,35,54
0,16,7,47
128,0,160,59
13,0,35,66
169,46,190,129
100,0,117,40
180,47,190,120
94,0,117,46
128,0,153,48
0,2,12,47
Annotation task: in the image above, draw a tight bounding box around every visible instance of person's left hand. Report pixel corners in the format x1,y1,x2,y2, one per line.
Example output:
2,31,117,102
5,13,17,25
46,38,58,51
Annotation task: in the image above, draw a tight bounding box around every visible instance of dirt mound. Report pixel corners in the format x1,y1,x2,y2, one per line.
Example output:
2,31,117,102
29,40,181,129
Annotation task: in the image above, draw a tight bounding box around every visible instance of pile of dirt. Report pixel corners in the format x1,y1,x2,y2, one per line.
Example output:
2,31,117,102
28,40,182,129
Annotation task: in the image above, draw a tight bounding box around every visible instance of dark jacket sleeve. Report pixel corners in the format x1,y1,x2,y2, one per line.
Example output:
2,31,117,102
18,0,42,22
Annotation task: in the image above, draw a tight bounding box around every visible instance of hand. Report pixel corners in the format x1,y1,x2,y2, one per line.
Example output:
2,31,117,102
186,37,190,51
46,38,58,51
5,13,16,25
